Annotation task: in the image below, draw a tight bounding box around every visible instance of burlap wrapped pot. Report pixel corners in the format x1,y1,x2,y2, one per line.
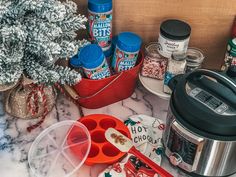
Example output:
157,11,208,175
4,77,57,119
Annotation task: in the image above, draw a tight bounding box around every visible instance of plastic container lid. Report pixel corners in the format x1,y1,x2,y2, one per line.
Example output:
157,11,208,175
116,32,142,53
28,120,91,177
75,44,105,69
88,0,112,13
160,19,191,40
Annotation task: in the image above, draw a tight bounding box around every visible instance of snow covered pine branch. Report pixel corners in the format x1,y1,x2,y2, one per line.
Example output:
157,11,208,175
0,0,89,85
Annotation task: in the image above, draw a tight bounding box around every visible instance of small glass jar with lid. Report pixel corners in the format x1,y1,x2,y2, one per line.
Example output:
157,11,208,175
141,42,168,80
186,47,205,73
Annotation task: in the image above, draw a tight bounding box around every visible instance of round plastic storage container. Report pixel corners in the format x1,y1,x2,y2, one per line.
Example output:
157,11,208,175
112,32,142,72
28,120,91,177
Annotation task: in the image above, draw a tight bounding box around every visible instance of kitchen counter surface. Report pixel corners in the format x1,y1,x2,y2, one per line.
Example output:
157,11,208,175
0,84,235,177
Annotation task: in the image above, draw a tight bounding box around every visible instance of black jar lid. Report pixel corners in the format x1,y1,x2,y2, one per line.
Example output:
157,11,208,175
160,19,191,40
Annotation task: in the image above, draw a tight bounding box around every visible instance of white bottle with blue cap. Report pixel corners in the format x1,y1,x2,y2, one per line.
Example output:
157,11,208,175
88,0,112,51
70,44,111,80
112,32,142,72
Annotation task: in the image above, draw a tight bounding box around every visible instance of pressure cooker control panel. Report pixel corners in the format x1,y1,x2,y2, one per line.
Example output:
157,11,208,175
188,87,231,115
165,121,204,172
167,127,197,165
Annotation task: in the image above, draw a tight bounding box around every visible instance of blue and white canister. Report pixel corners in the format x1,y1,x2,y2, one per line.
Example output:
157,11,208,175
70,44,111,80
88,0,112,51
158,19,191,58
112,32,142,73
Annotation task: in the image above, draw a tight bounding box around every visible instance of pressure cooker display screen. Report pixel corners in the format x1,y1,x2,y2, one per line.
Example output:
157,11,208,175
167,127,197,165
195,91,222,110
189,88,228,114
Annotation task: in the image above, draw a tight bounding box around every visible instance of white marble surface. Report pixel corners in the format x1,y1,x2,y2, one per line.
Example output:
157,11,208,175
0,84,235,177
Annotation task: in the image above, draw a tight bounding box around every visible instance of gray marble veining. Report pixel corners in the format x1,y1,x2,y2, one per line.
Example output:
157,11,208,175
0,85,235,177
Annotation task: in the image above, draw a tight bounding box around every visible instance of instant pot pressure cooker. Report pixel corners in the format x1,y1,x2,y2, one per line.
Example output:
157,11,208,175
163,68,236,177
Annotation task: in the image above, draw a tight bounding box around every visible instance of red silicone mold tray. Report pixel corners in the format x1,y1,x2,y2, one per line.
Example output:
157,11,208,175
68,114,131,165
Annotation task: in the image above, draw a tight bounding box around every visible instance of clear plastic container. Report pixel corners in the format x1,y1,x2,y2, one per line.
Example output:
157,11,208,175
28,120,91,177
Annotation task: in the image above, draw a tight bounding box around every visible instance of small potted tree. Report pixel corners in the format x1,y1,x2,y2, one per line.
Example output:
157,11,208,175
0,0,88,129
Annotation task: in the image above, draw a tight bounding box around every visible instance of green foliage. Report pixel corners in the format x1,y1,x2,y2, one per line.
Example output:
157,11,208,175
0,0,88,85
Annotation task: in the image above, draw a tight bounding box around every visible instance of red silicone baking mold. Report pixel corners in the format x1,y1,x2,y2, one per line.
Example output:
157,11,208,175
68,114,131,165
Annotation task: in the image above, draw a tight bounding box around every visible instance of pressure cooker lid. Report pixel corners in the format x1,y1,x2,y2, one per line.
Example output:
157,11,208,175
170,69,236,136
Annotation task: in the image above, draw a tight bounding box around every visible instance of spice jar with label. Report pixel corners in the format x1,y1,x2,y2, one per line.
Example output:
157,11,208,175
70,44,111,80
158,19,191,58
88,0,112,51
163,52,187,94
141,42,168,80
185,47,205,73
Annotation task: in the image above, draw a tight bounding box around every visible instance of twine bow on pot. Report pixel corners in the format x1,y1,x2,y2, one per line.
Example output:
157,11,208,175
26,83,51,132
4,76,57,132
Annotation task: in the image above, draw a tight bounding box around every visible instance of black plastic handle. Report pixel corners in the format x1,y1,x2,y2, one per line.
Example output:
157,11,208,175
168,74,184,91
186,69,236,95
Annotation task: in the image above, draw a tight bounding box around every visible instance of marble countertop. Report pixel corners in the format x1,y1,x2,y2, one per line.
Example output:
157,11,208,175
0,84,235,177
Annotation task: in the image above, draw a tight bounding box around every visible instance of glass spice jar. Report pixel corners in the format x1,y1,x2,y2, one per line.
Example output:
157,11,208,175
141,42,168,80
186,47,205,73
163,52,187,94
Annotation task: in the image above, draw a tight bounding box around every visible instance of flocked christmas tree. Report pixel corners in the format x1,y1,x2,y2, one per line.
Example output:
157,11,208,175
0,0,89,86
